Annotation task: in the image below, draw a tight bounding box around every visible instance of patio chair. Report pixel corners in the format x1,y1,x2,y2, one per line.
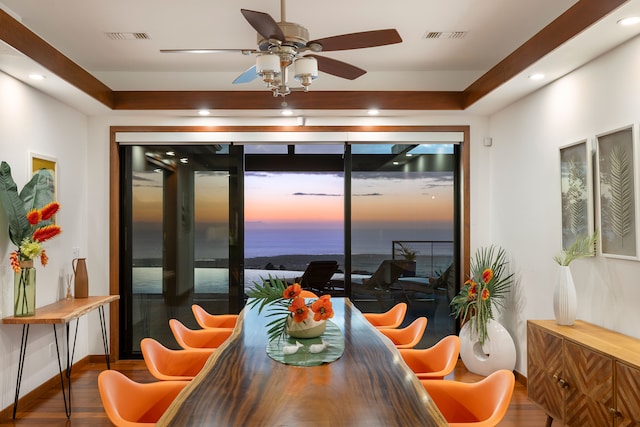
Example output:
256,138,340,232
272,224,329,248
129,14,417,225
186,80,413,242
361,259,411,291
351,259,412,309
290,260,339,294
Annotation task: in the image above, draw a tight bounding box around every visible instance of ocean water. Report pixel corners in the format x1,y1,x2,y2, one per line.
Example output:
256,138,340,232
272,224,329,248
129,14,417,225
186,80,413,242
131,222,454,293
133,222,453,257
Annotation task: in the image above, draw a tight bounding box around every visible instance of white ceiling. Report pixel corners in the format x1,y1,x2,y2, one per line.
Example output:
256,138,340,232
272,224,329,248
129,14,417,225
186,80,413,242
1,0,640,116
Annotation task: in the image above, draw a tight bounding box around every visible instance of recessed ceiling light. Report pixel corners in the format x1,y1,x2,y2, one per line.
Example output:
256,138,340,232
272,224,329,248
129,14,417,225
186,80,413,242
618,16,640,26
368,109,379,115
28,73,45,80
198,110,210,116
528,73,545,81
180,158,188,164
281,109,293,116
166,151,175,156
393,161,400,165
406,153,413,157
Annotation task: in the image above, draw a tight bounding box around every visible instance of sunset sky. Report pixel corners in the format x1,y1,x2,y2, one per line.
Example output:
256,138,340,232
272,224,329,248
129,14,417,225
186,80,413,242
132,169,454,225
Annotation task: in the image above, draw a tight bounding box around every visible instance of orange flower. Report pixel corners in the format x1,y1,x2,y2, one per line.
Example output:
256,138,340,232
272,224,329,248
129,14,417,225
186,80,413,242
40,250,48,267
466,280,477,300
27,209,41,225
32,225,62,243
311,295,334,321
9,252,21,273
482,268,493,284
482,288,490,300
283,283,302,299
288,297,309,322
39,202,60,221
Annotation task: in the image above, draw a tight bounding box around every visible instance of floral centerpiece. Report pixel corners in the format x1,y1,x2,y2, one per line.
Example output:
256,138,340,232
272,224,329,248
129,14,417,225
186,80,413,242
0,161,62,316
450,245,514,345
247,276,334,342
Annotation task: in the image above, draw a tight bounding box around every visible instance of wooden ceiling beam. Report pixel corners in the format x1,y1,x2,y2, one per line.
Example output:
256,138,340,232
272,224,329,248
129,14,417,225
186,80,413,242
0,9,114,108
111,90,464,110
462,0,630,108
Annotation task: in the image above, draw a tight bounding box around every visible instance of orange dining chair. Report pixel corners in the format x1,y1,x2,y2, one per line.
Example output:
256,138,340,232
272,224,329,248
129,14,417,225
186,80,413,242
363,302,407,329
378,317,427,349
421,369,515,426
399,335,460,379
140,337,213,381
191,304,238,329
169,319,233,350
299,290,318,298
98,369,188,426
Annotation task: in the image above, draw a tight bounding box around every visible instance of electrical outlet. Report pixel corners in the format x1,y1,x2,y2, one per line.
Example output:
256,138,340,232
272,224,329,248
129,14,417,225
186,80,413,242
73,247,80,258
48,343,55,357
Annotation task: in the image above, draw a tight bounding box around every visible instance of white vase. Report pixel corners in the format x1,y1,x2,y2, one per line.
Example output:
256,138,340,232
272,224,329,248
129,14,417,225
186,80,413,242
553,265,577,326
459,318,516,377
285,316,326,339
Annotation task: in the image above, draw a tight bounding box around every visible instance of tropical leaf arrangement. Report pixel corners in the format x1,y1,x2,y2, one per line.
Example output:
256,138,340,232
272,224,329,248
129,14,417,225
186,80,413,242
554,231,598,266
0,161,62,271
246,276,333,342
450,245,514,346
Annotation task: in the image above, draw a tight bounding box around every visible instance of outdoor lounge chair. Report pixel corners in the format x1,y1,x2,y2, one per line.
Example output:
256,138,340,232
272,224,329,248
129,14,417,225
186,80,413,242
361,259,411,291
351,259,413,309
290,260,339,294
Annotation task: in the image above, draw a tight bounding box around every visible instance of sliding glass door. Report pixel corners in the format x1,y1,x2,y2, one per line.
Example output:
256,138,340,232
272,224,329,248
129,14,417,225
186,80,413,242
119,141,459,356
350,144,457,347
120,145,242,356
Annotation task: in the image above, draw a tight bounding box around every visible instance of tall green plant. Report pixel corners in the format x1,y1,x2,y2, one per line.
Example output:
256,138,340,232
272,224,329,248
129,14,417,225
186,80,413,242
450,245,514,345
0,161,55,247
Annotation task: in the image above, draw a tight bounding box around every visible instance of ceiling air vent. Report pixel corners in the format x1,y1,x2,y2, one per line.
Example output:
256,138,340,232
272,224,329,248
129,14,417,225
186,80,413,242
106,32,151,40
424,31,466,39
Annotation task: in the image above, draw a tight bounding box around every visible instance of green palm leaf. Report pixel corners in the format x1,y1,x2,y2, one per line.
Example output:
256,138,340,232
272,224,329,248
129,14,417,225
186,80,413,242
608,144,633,242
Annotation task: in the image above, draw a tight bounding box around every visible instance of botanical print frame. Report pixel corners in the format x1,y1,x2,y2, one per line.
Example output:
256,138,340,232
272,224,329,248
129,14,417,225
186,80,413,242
559,139,593,250
596,126,638,259
29,152,57,199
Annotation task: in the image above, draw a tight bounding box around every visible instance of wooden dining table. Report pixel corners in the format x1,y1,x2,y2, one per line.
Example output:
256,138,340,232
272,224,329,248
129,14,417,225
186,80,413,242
158,298,447,426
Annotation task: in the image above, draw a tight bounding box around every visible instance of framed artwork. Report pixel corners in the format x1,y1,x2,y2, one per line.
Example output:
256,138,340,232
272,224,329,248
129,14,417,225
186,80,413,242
596,126,638,259
559,140,593,250
29,152,57,198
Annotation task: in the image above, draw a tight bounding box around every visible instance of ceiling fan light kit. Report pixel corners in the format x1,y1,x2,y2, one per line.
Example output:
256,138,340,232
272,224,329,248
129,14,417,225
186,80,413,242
161,0,401,97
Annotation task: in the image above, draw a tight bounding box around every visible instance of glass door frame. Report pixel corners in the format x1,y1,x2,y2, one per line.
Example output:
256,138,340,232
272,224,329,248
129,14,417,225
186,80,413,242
109,125,470,360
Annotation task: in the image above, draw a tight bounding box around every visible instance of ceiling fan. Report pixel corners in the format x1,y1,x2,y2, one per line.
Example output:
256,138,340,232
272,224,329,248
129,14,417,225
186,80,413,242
160,0,402,97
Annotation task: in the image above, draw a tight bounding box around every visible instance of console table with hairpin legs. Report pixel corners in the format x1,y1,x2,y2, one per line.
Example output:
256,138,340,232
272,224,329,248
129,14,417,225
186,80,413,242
2,295,119,419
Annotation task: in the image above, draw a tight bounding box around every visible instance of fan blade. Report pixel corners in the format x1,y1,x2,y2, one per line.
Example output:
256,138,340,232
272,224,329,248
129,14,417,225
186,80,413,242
240,9,285,42
308,29,402,52
233,65,259,84
160,48,258,54
306,55,365,80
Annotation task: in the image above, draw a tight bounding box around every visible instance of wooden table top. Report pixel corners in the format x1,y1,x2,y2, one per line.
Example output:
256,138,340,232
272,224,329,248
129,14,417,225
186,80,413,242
2,295,119,324
159,298,447,427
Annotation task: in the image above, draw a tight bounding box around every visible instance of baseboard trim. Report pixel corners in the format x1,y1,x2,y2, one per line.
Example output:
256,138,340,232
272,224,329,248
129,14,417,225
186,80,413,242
0,355,91,421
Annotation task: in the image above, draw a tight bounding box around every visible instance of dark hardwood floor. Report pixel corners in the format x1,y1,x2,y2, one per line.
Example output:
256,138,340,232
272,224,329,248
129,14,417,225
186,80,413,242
0,358,548,426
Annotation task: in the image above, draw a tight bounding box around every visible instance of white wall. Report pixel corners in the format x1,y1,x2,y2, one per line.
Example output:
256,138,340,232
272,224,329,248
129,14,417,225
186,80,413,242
0,71,89,411
490,35,640,375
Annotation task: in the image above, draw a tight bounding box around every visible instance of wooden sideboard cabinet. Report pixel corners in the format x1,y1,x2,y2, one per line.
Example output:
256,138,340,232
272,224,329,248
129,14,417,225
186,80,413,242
527,320,640,426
